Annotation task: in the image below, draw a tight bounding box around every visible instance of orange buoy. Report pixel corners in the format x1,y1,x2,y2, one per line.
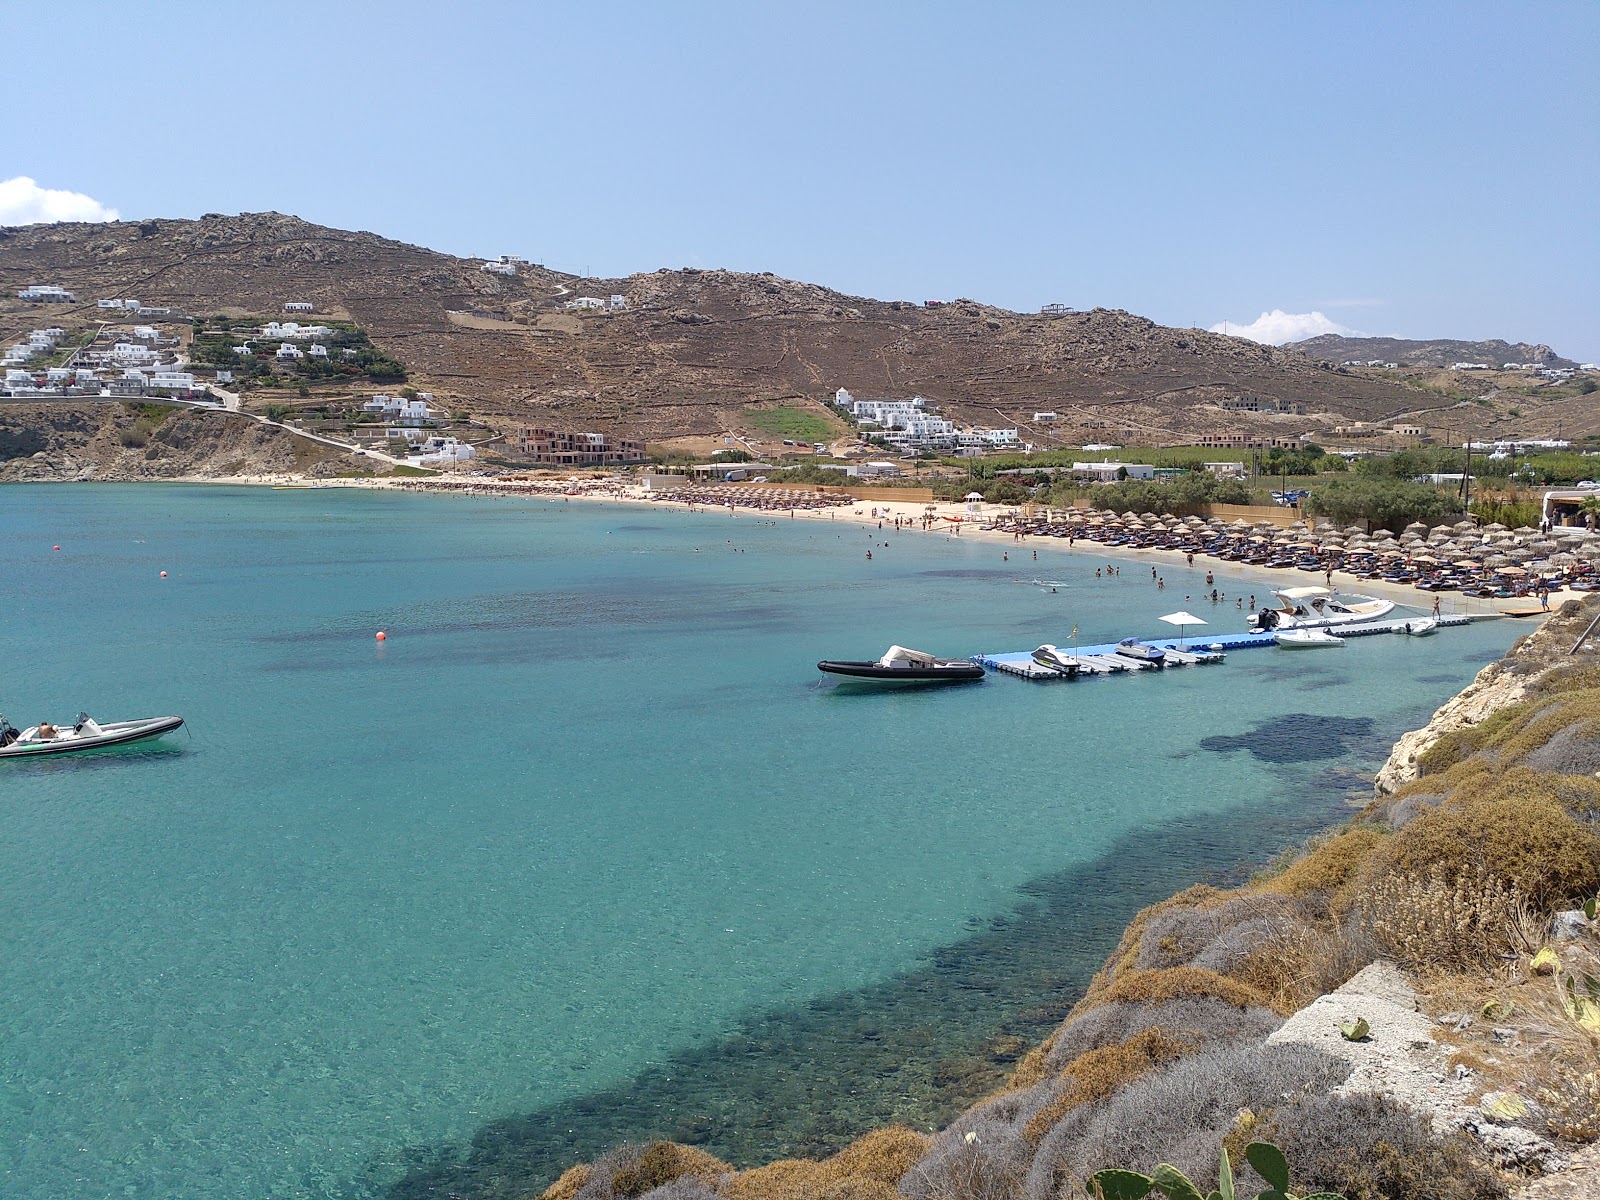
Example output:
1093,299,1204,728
160,571,168,578
375,631,387,641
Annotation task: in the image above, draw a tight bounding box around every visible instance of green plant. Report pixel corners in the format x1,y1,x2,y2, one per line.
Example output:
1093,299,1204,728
1087,1142,1345,1200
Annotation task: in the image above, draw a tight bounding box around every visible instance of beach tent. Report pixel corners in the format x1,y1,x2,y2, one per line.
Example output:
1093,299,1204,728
1158,610,1207,649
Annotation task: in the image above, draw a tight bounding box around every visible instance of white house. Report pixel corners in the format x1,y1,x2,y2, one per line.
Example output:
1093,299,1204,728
111,342,159,365
18,285,75,302
275,343,304,360
1073,461,1156,483
608,294,627,310
74,367,99,383
215,369,233,383
149,371,199,394
563,297,607,310
3,345,35,363
308,343,329,358
260,322,333,340
132,325,160,342
98,299,123,309
45,367,72,383
283,301,316,313
481,259,518,276
5,368,35,387
361,393,437,426
978,428,1021,445
409,436,476,465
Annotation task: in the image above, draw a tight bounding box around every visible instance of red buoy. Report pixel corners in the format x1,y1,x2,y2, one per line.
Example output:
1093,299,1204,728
53,545,60,551
160,571,168,578
375,631,387,641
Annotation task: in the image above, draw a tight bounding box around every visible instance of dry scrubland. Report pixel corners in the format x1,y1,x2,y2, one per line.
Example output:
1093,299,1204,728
540,600,1600,1200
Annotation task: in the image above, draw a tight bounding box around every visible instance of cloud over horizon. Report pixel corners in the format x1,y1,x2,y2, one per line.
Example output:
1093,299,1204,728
1210,309,1354,346
0,176,119,226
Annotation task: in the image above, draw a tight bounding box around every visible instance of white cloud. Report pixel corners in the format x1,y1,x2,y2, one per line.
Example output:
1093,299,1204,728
0,176,119,226
1210,310,1353,345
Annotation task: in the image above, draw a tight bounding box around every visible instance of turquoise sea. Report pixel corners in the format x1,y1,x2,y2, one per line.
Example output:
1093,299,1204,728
0,485,1524,1200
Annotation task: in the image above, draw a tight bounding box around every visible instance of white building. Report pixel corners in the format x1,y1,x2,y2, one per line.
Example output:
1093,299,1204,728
5,368,35,387
563,296,608,310
481,259,518,276
4,345,35,363
409,436,477,465
18,285,75,302
260,322,333,340
111,342,160,365
1073,461,1156,483
132,325,160,342
215,370,233,383
361,393,437,426
98,299,123,309
609,294,627,310
276,343,304,360
284,301,316,313
308,343,329,358
148,371,199,394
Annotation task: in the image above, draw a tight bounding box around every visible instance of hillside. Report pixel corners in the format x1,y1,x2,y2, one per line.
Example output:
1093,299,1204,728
0,212,1560,446
1291,333,1577,370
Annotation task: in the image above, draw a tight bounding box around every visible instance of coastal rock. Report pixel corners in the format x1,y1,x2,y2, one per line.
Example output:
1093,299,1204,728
1374,659,1529,797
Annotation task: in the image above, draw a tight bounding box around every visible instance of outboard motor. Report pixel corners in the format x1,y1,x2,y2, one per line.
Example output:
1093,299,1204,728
0,716,17,748
74,711,91,734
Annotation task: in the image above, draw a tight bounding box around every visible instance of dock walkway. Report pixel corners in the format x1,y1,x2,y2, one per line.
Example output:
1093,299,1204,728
974,613,1486,681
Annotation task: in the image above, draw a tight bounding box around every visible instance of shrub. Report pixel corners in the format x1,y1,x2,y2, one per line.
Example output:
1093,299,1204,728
1262,1091,1505,1200
1256,827,1389,899
1352,867,1525,974
1373,768,1600,906
1042,999,1282,1075
1133,895,1294,972
898,1116,1032,1200
1023,1030,1191,1146
1029,1043,1349,1199
723,1127,927,1200
575,1143,731,1200
1097,966,1272,1012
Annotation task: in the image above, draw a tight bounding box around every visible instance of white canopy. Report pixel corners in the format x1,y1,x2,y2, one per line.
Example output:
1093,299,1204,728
1159,611,1208,627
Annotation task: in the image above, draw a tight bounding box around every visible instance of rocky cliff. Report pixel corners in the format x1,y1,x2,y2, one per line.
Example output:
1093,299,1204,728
0,402,365,481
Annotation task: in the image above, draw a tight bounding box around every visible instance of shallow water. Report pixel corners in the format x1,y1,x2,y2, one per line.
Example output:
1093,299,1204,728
0,486,1523,1199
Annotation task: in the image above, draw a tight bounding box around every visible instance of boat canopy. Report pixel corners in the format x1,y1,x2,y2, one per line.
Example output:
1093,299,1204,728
1276,585,1332,600
878,646,938,667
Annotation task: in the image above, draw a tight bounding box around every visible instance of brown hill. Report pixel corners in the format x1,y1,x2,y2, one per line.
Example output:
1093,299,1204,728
1290,333,1576,370
0,212,1529,445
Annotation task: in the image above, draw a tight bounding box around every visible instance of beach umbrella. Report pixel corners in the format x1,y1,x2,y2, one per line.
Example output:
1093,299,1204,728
1158,610,1207,649
1483,554,1511,568
1453,521,1477,532
964,491,984,501
1514,526,1538,536
1404,521,1429,533
1410,554,1439,564
1484,522,1509,533
1497,565,1528,576
1343,524,1366,535
1372,528,1396,539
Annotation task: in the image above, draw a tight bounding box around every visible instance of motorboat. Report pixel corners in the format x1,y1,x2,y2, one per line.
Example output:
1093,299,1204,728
1273,629,1345,649
1396,618,1439,636
1029,644,1082,678
817,645,984,685
1248,585,1395,631
1114,637,1167,666
0,712,185,758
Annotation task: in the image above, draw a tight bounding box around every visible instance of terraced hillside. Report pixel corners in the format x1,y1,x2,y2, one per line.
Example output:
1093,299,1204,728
0,212,1541,444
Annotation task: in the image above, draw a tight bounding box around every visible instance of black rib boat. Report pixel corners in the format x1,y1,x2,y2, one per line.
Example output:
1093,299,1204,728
817,645,984,685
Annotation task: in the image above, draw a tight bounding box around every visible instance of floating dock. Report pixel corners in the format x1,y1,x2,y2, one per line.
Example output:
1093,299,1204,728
975,613,1485,680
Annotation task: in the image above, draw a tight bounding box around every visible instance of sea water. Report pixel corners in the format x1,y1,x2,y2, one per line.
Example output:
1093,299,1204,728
0,486,1524,1200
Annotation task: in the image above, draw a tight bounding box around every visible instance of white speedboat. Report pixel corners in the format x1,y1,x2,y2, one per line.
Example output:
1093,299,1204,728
1273,629,1345,649
1115,637,1166,666
818,646,984,685
1030,644,1082,678
1248,585,1394,631
0,712,185,758
1397,618,1439,636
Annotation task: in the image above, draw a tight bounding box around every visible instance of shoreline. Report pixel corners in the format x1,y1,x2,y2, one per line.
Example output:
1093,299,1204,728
145,472,1580,620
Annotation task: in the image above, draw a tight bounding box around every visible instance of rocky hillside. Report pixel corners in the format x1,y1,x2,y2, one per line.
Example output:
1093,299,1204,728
1291,334,1577,370
0,212,1488,445
0,402,368,481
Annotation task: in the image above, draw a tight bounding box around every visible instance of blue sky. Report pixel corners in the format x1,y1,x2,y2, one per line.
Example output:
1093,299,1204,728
7,1,1597,358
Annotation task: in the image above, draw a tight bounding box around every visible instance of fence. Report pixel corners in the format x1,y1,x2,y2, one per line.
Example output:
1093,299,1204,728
722,482,934,504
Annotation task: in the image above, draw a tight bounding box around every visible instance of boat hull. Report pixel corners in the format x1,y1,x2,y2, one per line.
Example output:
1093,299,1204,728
817,661,983,685
0,715,184,759
1273,631,1344,649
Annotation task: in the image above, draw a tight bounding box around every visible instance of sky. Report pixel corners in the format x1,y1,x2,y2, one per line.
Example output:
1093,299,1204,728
5,1,1597,359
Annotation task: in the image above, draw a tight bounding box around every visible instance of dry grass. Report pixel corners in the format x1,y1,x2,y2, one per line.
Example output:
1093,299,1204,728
1096,966,1273,1012
721,1126,927,1200
544,1165,592,1200
1353,867,1527,974
1255,826,1389,901
1374,766,1600,907
1021,1029,1192,1146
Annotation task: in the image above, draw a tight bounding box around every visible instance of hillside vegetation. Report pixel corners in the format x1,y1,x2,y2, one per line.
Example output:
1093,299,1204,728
2,212,1555,446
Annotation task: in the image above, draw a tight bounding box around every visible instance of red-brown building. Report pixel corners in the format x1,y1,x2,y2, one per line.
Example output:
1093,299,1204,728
511,427,646,467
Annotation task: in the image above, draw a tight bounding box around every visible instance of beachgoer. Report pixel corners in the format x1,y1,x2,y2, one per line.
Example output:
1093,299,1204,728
37,721,55,739
1205,571,1214,586
1003,552,1008,561
1186,552,1194,566
1325,568,1333,586
1096,568,1102,578
865,550,872,560
1432,596,1441,617
1157,577,1165,590
1032,550,1037,560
